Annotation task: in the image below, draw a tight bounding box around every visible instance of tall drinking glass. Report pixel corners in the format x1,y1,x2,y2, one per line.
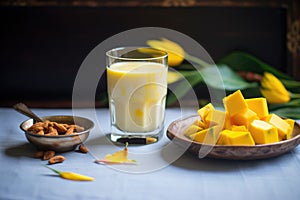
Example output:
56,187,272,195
106,47,168,143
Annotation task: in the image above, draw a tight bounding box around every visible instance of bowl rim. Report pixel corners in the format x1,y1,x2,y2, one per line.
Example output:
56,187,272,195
20,115,94,138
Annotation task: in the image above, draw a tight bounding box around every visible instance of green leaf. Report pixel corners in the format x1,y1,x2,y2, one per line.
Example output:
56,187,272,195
166,70,203,106
173,63,199,70
166,65,259,105
44,165,61,175
269,99,300,111
281,79,300,93
201,65,258,91
218,51,292,80
271,107,300,119
268,96,300,119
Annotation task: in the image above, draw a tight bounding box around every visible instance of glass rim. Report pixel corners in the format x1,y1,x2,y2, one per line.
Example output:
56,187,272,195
106,47,168,61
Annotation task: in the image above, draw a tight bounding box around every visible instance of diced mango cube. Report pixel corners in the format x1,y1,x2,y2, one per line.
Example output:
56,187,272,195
284,119,295,140
204,109,226,127
190,126,221,144
264,114,291,140
217,130,255,146
202,125,222,145
223,90,248,117
217,130,231,145
189,129,209,143
193,119,206,129
187,90,297,146
228,131,255,146
231,108,259,128
197,103,214,121
245,98,269,119
249,120,279,144
184,125,203,137
223,112,233,130
231,125,248,132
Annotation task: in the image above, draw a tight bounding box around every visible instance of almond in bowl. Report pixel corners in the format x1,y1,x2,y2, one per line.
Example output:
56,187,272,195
20,116,94,152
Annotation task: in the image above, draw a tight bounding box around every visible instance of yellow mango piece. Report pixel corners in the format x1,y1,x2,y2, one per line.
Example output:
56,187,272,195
228,131,255,146
197,103,214,121
190,126,221,144
231,125,248,132
231,108,259,128
264,114,291,140
249,120,279,144
189,129,209,143
202,125,222,145
245,98,269,119
193,119,206,129
223,112,232,130
217,130,255,146
204,109,226,127
217,130,231,145
284,119,295,140
223,90,248,117
184,125,203,137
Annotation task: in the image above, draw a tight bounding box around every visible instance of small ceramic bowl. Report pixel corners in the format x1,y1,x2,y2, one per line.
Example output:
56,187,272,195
20,115,94,152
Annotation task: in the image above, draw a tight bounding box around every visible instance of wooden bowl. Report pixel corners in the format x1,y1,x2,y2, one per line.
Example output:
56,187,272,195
167,115,300,160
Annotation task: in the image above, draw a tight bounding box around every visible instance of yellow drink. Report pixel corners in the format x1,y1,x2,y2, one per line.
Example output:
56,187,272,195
107,61,167,133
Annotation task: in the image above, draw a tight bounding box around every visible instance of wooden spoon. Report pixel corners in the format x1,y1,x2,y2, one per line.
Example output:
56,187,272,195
13,103,43,122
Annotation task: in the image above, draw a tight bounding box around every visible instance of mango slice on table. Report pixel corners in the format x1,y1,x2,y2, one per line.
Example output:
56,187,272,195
249,120,279,144
245,98,269,119
223,90,248,117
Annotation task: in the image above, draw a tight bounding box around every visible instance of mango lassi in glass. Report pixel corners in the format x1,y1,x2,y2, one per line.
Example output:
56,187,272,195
106,47,168,143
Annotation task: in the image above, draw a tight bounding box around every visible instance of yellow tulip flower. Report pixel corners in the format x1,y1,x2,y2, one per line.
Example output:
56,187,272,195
260,72,290,104
167,71,183,84
147,38,185,67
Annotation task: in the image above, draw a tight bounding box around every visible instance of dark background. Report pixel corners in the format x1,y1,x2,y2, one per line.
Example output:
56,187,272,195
0,6,286,107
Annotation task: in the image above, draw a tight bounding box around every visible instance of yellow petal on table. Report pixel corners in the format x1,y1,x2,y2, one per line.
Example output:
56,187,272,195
147,38,185,67
95,143,136,164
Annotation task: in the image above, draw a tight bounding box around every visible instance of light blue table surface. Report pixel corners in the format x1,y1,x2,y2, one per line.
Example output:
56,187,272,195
1,107,300,200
